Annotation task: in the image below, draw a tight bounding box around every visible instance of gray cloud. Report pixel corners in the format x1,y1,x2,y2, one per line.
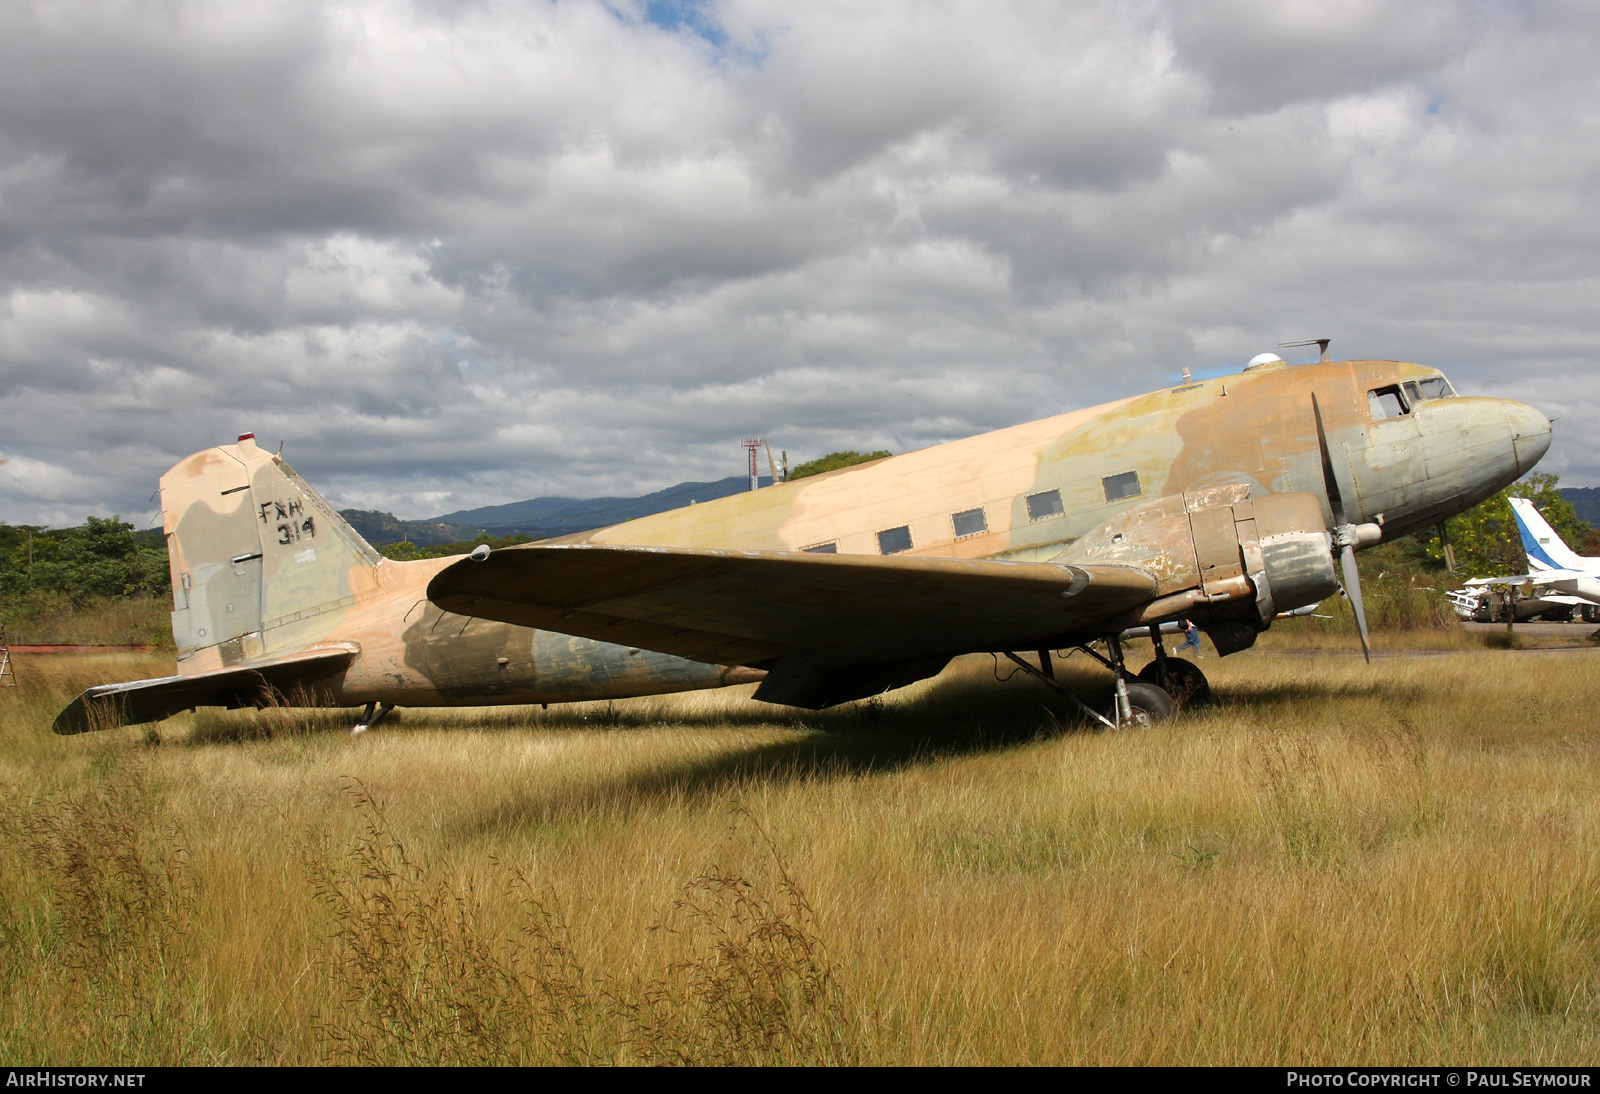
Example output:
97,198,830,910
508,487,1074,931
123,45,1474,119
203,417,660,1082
1,0,1596,529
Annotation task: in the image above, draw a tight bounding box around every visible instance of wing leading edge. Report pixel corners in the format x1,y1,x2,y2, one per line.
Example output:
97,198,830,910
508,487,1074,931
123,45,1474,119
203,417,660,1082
428,545,1158,707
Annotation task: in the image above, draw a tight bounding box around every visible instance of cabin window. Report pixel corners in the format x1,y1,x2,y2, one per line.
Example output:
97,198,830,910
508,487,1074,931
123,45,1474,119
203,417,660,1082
1367,385,1409,420
877,526,913,554
802,542,837,554
1102,471,1141,503
1025,490,1064,521
951,507,987,538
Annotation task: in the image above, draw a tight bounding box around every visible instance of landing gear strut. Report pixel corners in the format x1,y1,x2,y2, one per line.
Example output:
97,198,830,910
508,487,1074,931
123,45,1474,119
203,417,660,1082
1004,649,1117,730
1004,630,1182,730
352,701,396,735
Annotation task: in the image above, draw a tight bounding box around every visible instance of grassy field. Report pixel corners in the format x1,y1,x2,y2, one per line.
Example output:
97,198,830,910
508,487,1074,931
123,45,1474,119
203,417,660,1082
0,593,173,648
2,643,1597,1065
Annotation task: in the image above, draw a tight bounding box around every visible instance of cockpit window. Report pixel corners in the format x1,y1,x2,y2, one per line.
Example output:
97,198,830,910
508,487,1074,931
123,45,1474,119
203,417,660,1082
1404,376,1456,403
1368,385,1409,421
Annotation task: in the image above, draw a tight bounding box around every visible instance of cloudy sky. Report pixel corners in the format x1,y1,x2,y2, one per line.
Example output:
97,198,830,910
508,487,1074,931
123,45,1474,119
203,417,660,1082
2,0,1596,527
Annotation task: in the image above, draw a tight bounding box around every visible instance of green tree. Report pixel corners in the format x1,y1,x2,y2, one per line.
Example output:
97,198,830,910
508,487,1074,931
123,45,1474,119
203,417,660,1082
787,450,892,481
375,530,538,561
0,516,169,603
1421,472,1586,577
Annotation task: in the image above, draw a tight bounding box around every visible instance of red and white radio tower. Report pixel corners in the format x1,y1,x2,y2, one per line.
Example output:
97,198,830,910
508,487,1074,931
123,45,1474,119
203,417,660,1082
742,437,763,492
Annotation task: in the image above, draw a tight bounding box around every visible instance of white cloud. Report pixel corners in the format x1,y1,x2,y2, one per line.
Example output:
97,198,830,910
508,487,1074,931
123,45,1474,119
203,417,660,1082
0,0,1596,528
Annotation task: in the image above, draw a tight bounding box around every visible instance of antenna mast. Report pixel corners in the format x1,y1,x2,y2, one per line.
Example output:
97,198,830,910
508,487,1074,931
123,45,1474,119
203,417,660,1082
1280,337,1332,362
742,438,763,492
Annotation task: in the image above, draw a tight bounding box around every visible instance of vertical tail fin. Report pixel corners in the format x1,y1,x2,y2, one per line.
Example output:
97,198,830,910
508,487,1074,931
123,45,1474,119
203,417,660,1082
162,434,383,664
1507,497,1586,572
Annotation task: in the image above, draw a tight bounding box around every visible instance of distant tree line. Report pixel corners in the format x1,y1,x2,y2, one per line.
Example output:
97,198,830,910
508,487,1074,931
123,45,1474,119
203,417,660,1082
0,517,172,644
786,450,892,481
377,530,538,561
0,517,169,604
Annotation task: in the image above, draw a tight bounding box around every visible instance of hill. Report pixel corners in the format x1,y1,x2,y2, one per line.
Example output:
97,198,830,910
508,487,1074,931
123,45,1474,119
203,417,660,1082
340,474,774,546
338,509,487,548
1560,487,1600,527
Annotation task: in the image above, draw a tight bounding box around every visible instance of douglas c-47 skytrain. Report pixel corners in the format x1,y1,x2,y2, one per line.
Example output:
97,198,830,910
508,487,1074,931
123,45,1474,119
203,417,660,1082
56,345,1551,735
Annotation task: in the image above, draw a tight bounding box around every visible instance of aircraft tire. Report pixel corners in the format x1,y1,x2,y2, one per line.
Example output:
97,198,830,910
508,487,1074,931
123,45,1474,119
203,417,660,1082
1103,679,1174,728
1138,658,1210,710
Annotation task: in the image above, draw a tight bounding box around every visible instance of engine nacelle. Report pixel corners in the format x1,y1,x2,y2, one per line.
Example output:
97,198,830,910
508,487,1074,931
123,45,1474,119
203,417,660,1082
1057,484,1341,654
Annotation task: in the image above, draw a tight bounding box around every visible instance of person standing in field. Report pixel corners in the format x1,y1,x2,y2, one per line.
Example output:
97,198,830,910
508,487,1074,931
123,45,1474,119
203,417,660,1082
1175,619,1201,657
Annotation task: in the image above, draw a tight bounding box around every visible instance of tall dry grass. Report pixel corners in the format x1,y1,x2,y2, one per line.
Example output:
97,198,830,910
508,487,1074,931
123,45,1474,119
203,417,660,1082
1,646,1598,1064
0,593,173,647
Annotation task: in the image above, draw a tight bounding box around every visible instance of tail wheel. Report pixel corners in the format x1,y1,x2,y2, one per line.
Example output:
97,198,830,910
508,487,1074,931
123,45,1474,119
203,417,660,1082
1103,679,1174,728
1138,658,1211,710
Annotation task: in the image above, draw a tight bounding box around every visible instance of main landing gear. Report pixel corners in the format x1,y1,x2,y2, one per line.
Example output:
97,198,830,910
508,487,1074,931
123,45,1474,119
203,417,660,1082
1136,623,1211,710
1003,623,1210,730
352,701,396,735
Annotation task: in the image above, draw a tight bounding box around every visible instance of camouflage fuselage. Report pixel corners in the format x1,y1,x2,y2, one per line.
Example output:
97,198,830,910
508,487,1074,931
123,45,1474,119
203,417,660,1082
163,359,1547,709
554,360,1547,561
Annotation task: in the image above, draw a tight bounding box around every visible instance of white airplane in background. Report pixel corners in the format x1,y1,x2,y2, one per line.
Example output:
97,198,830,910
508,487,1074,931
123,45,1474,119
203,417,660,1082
1462,497,1600,613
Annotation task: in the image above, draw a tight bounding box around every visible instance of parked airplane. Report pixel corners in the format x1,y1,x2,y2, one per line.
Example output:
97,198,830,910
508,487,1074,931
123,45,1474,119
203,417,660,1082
1460,496,1600,612
57,350,1551,736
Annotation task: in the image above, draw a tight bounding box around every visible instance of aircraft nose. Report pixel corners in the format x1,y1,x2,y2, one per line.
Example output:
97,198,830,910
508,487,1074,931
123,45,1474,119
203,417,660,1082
1506,400,1552,475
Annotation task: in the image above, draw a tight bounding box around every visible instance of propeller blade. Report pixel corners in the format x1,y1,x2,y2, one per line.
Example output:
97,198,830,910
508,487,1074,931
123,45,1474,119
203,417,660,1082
1314,393,1374,661
1311,393,1346,527
1340,543,1372,663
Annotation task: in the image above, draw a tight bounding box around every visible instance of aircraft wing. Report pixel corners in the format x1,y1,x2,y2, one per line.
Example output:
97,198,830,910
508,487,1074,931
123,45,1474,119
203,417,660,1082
53,646,357,734
428,545,1158,707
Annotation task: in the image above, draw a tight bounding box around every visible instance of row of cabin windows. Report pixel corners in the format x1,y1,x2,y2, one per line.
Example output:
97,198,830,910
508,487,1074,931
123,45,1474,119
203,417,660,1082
801,471,1143,556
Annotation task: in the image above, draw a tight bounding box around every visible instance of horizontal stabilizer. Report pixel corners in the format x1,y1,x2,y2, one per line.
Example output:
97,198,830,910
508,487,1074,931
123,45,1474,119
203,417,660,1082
1465,570,1588,587
53,646,357,735
427,544,1158,673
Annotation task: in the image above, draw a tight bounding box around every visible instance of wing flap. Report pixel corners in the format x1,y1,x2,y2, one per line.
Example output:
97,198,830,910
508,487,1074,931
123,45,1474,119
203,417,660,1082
428,544,1159,670
53,646,357,735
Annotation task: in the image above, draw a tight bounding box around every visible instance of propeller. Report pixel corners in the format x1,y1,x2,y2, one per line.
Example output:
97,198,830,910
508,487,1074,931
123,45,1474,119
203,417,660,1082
1312,394,1382,662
